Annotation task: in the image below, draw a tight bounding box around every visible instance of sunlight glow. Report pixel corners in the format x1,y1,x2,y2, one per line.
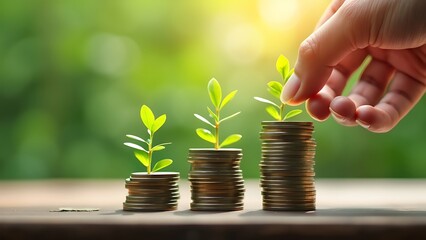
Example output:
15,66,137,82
259,0,299,29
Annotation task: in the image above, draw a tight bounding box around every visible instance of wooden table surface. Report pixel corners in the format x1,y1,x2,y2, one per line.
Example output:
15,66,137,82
1,179,426,240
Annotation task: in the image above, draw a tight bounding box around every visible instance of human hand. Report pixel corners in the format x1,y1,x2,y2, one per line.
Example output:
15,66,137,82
281,0,426,133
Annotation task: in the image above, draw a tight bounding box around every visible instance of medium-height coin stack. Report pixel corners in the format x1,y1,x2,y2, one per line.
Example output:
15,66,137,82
260,121,316,211
123,172,180,211
188,148,245,211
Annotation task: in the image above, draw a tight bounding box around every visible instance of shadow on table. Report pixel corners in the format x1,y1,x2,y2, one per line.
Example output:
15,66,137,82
99,209,228,216
173,209,229,216
315,208,426,217
100,209,149,216
240,208,426,217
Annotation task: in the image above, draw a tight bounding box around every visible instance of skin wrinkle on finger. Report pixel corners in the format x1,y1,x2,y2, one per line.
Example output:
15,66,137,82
348,59,395,107
326,49,369,94
390,71,426,103
357,71,426,132
413,47,426,73
289,0,374,105
330,96,358,125
293,0,426,132
387,49,426,84
325,68,349,95
330,106,358,127
306,50,368,121
356,105,396,133
370,102,402,133
383,0,426,48
337,0,371,49
367,47,426,85
306,70,347,121
328,57,395,127
368,0,390,47
291,15,357,104
349,79,384,106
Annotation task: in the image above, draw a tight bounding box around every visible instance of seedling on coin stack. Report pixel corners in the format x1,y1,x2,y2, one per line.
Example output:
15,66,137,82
124,105,172,174
255,55,317,212
122,105,179,212
254,54,302,121
194,78,242,149
188,78,245,211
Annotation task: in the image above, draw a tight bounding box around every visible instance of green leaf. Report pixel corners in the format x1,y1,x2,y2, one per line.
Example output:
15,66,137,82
208,78,222,109
157,142,172,146
124,142,148,152
284,109,303,120
125,134,148,145
276,55,290,81
207,107,219,122
151,145,165,151
196,128,216,144
219,90,237,110
267,81,283,99
140,105,155,131
266,106,281,121
134,151,149,167
152,159,173,172
152,114,166,133
220,134,242,148
285,68,294,82
194,114,215,128
219,112,241,124
254,97,280,108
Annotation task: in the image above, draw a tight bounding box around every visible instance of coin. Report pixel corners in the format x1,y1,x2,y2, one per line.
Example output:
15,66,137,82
190,169,242,174
188,148,245,211
190,202,244,211
123,202,177,211
126,195,179,201
262,204,315,211
259,121,317,211
260,180,315,186
123,172,180,212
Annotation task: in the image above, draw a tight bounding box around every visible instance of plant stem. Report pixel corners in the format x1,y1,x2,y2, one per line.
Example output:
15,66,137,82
215,108,220,149
280,103,285,121
147,132,154,174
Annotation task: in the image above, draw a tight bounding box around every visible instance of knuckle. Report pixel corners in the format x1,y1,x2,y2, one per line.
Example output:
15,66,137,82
299,37,318,61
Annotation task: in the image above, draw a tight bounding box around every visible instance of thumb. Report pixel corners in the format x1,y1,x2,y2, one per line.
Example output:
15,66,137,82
281,2,365,105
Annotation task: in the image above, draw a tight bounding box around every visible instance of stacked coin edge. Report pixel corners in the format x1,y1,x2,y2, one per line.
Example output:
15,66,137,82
123,172,180,211
260,121,316,211
188,148,245,211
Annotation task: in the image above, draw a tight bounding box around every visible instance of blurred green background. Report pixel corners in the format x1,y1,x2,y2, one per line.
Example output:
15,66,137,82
1,0,425,180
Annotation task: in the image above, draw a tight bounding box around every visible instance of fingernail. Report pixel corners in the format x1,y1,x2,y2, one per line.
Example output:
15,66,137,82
356,119,370,129
281,74,301,104
329,108,346,121
306,103,326,122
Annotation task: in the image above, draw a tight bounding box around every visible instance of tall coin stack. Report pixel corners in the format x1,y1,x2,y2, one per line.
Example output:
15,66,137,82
188,148,245,211
260,121,316,211
123,172,180,211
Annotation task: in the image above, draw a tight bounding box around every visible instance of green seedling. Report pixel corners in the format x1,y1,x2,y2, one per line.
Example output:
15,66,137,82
124,105,172,174
194,78,242,149
254,55,302,121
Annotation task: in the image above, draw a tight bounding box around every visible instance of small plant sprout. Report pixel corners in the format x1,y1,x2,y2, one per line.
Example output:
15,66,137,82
254,55,303,121
124,105,172,174
194,78,242,149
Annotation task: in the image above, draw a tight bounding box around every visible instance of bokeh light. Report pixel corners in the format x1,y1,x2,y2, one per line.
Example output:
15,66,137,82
0,0,425,179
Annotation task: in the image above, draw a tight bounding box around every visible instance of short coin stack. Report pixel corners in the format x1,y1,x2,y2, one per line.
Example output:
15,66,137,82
260,121,316,211
123,172,180,211
188,148,245,211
